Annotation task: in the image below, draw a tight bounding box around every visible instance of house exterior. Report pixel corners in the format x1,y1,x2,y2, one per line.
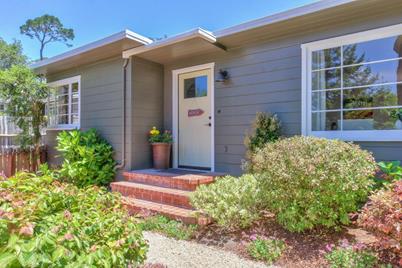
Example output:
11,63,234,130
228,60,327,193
32,0,402,176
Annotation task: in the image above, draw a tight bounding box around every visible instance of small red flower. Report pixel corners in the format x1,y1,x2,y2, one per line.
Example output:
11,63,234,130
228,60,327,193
19,223,35,237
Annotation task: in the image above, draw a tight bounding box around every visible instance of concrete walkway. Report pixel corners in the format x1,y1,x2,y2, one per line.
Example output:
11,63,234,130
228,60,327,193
144,231,274,268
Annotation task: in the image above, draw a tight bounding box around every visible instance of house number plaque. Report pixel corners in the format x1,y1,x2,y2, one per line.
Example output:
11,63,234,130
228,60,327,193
188,109,204,117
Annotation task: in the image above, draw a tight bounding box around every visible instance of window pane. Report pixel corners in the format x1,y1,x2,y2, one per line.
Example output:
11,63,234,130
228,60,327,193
72,103,79,114
312,47,341,70
343,84,402,109
57,115,68,125
312,69,341,90
312,111,341,131
343,108,401,130
343,59,402,87
184,75,208,98
57,94,69,105
71,114,79,124
57,85,69,95
57,105,68,114
343,36,402,65
72,82,79,92
312,90,341,111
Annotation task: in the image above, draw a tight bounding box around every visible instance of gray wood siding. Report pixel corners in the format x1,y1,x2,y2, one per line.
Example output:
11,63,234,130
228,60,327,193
164,8,402,175
46,57,131,170
131,57,164,169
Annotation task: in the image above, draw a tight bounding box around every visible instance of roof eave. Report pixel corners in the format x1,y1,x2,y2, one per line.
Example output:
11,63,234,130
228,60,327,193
122,28,217,58
214,0,356,38
30,29,153,70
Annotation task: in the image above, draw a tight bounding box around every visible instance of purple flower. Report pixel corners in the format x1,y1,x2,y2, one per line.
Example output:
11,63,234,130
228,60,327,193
352,242,366,251
250,234,258,241
340,239,350,248
325,243,335,252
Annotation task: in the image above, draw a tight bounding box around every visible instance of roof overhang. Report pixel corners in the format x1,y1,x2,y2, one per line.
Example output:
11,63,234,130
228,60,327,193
122,28,226,64
31,30,152,75
214,0,356,38
214,0,400,47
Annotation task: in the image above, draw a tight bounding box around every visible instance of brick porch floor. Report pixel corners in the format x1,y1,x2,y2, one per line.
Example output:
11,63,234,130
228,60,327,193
111,169,223,224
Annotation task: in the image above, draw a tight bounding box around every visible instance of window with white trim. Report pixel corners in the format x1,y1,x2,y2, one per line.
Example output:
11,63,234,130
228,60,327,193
47,76,80,129
302,24,402,141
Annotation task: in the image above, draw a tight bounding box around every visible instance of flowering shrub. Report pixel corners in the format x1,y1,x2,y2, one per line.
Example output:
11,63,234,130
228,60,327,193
0,172,147,267
358,180,402,266
148,127,173,144
324,240,378,268
190,175,261,229
244,112,281,155
250,136,377,232
247,237,285,264
57,129,116,187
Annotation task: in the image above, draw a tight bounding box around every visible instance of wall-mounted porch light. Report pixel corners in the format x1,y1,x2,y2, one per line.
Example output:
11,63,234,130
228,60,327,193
215,69,230,82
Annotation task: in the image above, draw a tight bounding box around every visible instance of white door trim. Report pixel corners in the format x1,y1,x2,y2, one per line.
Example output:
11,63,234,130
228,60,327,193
172,62,215,171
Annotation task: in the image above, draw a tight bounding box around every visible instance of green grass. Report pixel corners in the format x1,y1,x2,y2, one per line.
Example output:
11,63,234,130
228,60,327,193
138,215,197,240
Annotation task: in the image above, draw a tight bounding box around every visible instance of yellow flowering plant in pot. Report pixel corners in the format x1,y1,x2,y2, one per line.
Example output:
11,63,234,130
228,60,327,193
148,127,173,169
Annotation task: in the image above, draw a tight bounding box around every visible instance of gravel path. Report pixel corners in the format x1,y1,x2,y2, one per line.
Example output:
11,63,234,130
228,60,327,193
144,231,274,268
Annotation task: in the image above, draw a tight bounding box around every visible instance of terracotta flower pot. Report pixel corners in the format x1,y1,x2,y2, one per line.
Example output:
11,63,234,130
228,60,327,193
152,143,171,170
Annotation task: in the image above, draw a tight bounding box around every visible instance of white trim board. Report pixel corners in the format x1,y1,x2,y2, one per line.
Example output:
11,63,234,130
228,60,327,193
301,23,402,142
172,63,215,171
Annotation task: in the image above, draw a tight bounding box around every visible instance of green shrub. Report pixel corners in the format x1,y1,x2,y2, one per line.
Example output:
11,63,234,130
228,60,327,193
190,174,261,229
372,161,402,190
56,128,116,187
138,215,196,240
325,243,378,268
0,172,147,267
244,112,281,155
250,136,377,232
247,237,285,264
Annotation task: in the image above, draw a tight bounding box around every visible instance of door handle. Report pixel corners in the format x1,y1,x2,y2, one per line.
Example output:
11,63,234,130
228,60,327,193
204,123,211,127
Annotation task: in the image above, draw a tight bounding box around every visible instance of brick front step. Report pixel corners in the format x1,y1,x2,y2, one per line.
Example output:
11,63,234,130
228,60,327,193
122,197,211,225
123,169,220,191
111,181,193,209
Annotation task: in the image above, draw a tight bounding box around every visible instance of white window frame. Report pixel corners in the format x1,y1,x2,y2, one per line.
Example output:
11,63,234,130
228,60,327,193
301,23,402,142
47,75,81,130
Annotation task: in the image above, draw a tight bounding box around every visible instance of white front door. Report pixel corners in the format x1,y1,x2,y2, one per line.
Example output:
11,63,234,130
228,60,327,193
177,68,212,170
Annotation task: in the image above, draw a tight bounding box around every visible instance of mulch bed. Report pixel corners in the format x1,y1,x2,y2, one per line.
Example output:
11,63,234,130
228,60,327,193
193,216,375,268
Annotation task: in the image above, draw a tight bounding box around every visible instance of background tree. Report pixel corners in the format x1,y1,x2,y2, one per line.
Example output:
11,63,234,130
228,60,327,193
0,65,49,156
0,38,26,70
20,14,74,60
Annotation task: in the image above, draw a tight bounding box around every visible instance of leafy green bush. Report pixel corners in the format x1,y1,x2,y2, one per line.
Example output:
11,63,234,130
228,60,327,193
138,215,196,240
247,237,285,264
0,172,147,267
244,112,281,155
250,136,377,232
56,128,116,187
190,174,261,229
372,161,402,190
324,242,378,268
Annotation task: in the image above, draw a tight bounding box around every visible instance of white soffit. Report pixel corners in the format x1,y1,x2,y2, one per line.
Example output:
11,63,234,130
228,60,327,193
122,28,217,58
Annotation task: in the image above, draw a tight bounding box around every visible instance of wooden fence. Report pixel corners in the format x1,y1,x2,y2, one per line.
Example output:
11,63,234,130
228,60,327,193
0,146,47,178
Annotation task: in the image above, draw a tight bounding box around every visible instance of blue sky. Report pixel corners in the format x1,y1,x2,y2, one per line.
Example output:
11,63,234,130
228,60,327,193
0,0,317,61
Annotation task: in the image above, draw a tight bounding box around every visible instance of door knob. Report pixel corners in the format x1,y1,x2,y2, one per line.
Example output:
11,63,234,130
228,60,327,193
204,123,212,127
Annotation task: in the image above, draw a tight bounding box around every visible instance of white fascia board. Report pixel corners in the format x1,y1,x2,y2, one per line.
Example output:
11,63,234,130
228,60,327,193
122,28,216,58
214,0,356,37
30,29,152,69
